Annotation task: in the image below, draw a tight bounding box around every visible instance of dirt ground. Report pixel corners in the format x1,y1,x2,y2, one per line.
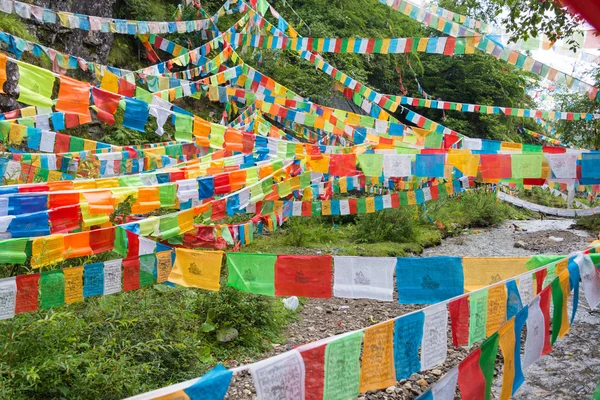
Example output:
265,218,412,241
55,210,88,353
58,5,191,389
224,218,600,399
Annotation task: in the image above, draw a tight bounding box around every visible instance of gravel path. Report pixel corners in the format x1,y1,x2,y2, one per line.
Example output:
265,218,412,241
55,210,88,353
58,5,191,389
224,218,599,399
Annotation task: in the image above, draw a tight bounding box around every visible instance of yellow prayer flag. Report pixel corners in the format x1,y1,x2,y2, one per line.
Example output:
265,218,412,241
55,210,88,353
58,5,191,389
447,153,481,176
321,200,332,215
156,251,173,283
558,270,571,339
100,71,119,93
169,248,223,291
32,235,65,268
339,178,348,193
462,257,528,292
365,197,375,213
359,321,396,392
178,209,194,234
498,318,516,400
407,191,416,205
64,266,84,304
486,284,507,337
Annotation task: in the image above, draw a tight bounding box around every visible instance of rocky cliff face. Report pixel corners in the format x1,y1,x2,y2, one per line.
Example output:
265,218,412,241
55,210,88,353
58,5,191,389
33,0,117,63
0,0,117,112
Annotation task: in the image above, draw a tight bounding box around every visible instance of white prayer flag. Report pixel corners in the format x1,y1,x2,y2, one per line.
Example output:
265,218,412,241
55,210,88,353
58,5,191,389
103,259,122,295
333,256,396,301
577,254,600,310
249,350,305,400
523,296,545,369
383,154,413,178
0,277,17,320
420,303,448,371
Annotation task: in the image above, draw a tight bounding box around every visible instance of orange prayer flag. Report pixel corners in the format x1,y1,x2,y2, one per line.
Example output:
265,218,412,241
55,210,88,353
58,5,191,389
132,187,160,214
56,75,91,119
0,53,7,94
82,190,115,214
224,128,243,152
229,169,247,191
193,117,211,147
64,231,93,259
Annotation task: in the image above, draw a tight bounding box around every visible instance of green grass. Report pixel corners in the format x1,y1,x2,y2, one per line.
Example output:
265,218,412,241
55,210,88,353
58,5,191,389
0,284,298,400
242,190,526,257
575,214,600,233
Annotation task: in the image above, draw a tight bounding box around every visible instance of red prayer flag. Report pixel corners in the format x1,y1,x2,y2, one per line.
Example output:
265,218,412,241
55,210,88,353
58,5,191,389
213,173,231,195
275,255,332,298
92,87,121,125
123,257,141,292
444,37,457,55
54,133,70,153
15,274,40,314
534,269,547,295
458,348,486,400
126,230,140,260
449,296,470,347
329,154,356,176
65,113,80,128
480,154,511,180
49,205,80,234
539,285,553,356
118,78,135,97
211,199,227,221
300,344,326,400
90,227,115,254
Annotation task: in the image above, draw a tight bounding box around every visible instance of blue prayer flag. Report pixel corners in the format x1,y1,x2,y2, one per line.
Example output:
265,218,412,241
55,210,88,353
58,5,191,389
184,364,233,400
396,256,464,304
394,312,424,379
415,154,445,178
123,98,149,132
84,263,104,298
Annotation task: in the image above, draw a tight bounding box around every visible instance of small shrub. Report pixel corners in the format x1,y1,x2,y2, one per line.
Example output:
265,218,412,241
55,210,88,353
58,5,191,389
282,218,338,247
352,207,418,244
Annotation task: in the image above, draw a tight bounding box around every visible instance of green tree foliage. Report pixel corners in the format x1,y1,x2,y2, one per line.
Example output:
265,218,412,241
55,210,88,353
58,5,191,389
554,89,600,149
439,0,584,50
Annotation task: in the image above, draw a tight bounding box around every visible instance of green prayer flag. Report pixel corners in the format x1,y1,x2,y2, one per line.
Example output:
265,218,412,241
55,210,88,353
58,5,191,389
226,253,276,296
522,144,542,153
261,180,272,196
312,201,322,216
550,277,563,345
174,113,193,142
114,227,128,257
261,201,274,215
40,270,65,309
525,255,563,271
118,175,144,187
511,154,543,179
0,238,28,264
468,289,488,346
357,154,383,177
17,61,55,108
139,254,157,287
69,136,85,152
455,38,466,54
424,131,443,148
160,215,180,239
357,197,366,213
479,332,499,400
324,331,364,399
159,184,177,207
17,118,34,128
